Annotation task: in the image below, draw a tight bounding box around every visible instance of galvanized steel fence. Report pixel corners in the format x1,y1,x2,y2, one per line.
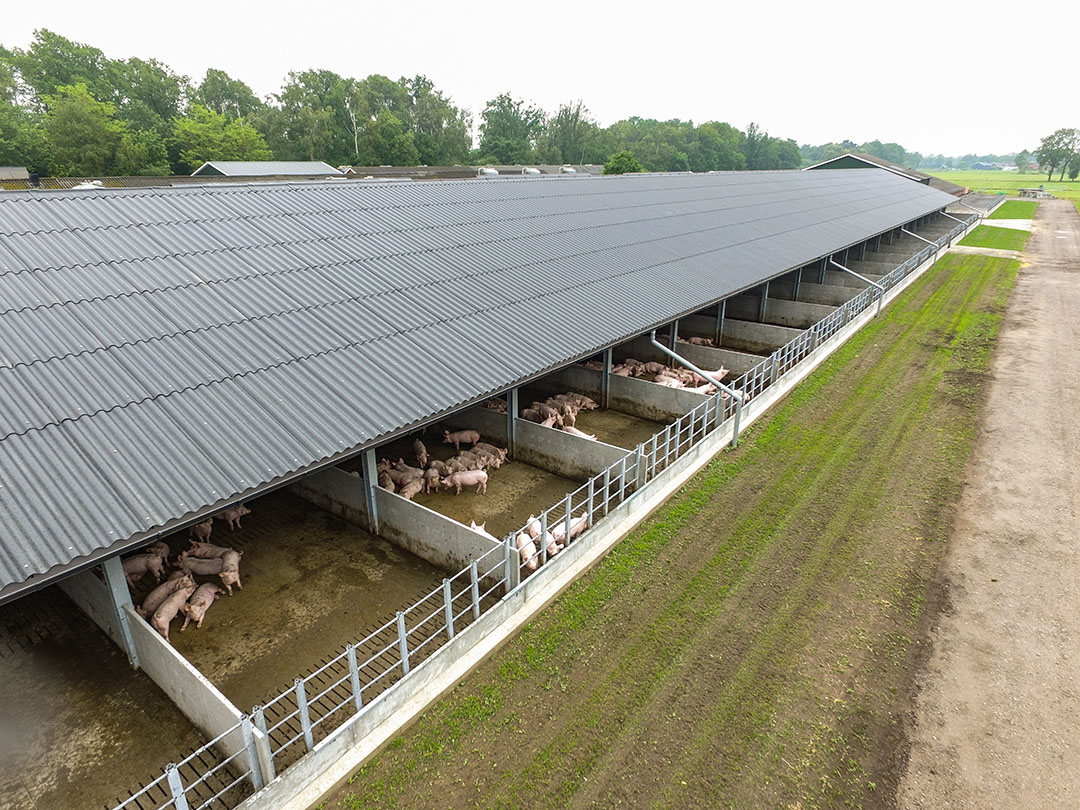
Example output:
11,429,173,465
113,213,975,810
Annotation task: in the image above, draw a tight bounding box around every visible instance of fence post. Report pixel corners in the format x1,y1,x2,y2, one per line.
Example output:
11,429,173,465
505,536,521,591
469,560,481,619
165,763,190,810
564,493,573,546
396,611,410,675
635,445,647,489
295,678,314,751
602,465,611,515
347,643,363,713
240,713,264,791
502,537,512,596
769,353,779,385
586,476,595,524
731,394,743,448
442,578,456,638
252,706,276,782
539,511,548,566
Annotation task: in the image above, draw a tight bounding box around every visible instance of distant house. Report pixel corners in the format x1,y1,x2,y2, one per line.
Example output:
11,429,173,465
804,152,966,196
970,162,998,171
191,161,343,177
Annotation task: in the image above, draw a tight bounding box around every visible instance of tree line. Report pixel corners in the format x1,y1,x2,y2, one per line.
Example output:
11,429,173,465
0,30,802,178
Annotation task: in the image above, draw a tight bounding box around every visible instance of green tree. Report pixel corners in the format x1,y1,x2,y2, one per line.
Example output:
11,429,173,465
357,110,420,165
687,121,745,172
1015,149,1031,173
42,83,124,174
10,29,114,105
195,68,263,119
478,92,545,164
544,100,597,165
170,104,272,173
1036,128,1079,181
402,75,471,165
603,149,644,174
1068,153,1080,181
111,56,188,134
0,58,48,172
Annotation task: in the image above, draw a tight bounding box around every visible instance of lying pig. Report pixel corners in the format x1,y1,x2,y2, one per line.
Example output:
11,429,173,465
138,573,195,618
474,442,506,459
515,532,539,571
685,336,715,346
561,425,597,441
186,540,233,559
188,518,213,542
521,408,543,423
219,550,243,596
177,551,226,577
642,361,667,375
151,581,197,641
378,471,396,492
413,439,429,468
611,365,631,377
398,478,424,501
551,513,590,544
567,393,599,411
468,520,499,542
216,503,251,530
181,583,224,631
656,377,685,389
441,469,488,495
123,553,165,585
580,360,603,370
443,429,480,450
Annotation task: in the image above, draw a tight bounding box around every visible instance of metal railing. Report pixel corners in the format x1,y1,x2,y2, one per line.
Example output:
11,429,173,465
112,214,975,810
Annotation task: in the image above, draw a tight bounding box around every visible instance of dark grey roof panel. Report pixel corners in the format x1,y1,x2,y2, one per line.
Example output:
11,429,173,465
0,170,956,597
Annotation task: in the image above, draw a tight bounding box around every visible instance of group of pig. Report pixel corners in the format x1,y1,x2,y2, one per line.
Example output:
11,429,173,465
519,391,601,441
581,357,728,393
122,503,252,642
377,430,505,499
512,510,590,572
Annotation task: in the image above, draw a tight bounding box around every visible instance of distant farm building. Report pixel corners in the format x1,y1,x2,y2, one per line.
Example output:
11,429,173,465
190,160,343,177
805,152,966,196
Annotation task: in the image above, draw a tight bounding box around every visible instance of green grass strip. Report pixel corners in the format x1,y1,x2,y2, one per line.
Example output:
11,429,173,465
988,200,1037,219
958,224,1030,251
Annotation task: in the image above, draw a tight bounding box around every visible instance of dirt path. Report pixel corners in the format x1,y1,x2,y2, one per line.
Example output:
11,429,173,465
899,200,1080,807
329,251,1017,810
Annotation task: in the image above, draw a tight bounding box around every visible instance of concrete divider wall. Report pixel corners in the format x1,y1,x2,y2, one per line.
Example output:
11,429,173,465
717,318,803,353
125,606,258,767
292,467,369,525
373,487,499,574
513,418,629,482
619,335,761,376
58,568,125,649
608,374,708,422
794,282,856,307
533,364,603,399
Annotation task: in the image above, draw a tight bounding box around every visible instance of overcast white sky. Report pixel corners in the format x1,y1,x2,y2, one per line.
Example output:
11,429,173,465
5,0,1073,157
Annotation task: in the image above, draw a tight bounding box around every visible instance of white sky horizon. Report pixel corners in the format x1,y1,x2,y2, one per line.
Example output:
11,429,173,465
5,0,1073,157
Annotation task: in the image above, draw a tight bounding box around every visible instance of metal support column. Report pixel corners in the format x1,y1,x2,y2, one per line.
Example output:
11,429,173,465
361,448,379,535
669,319,679,351
758,281,769,322
506,388,518,457
857,241,866,260
874,234,881,252
101,556,139,668
791,269,801,301
818,257,827,284
601,349,612,409
714,300,725,346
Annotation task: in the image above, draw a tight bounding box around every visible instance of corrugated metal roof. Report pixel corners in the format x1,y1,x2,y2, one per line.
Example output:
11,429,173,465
191,161,343,177
0,169,956,599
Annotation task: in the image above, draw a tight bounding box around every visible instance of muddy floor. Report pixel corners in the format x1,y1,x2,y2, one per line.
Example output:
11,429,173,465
572,407,667,450
169,490,447,711
0,589,205,810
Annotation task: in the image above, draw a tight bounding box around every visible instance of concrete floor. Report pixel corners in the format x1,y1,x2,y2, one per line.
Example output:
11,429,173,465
0,589,205,810
572,407,666,450
169,490,447,712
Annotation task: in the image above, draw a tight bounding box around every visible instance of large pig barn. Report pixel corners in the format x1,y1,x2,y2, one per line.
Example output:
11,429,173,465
0,170,978,810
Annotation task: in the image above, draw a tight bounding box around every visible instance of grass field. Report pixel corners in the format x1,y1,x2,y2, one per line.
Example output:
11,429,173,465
987,200,1037,219
934,169,1080,213
958,224,1030,251
332,251,1019,810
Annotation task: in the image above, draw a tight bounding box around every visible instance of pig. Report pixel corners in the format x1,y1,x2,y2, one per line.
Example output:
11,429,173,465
562,425,597,441
378,470,396,492
388,466,423,486
642,361,667,375
540,415,558,428
611,365,631,377
442,429,480,450
181,583,224,631
441,469,488,495
551,513,590,544
531,402,560,422
398,478,424,500
623,358,645,370
543,532,563,558
685,383,717,395
423,467,441,494
580,360,603,370
144,541,170,561
515,532,539,572
474,442,505,459
427,459,450,476
216,503,251,530
656,377,685,388
186,540,233,559
177,551,226,577
188,518,213,542
566,393,598,411
524,515,541,540
413,439,429,468
483,398,508,413
123,553,165,585
685,336,715,347
219,550,243,596
150,581,197,642
474,449,502,469
137,573,195,619
561,409,577,428
468,520,500,542
521,408,543,423
376,458,392,474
